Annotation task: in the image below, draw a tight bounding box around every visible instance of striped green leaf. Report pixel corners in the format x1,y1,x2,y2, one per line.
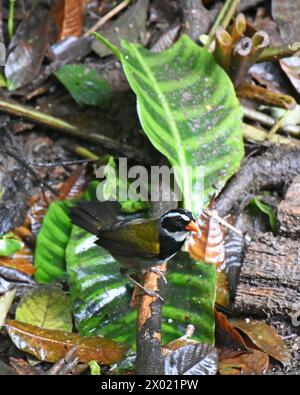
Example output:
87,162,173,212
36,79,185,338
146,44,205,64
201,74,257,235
66,226,216,347
119,34,244,211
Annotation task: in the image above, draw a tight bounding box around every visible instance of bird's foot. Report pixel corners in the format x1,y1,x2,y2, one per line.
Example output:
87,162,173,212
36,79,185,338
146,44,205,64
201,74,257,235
150,267,168,284
125,273,164,302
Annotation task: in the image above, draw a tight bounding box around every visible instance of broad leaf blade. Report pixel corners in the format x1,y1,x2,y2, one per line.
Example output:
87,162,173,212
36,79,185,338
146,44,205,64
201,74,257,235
6,320,128,364
164,343,218,375
120,34,244,211
66,228,216,346
16,285,73,332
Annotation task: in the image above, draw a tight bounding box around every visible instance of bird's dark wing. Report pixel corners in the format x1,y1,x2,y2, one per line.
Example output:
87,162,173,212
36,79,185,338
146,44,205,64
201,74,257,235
69,200,132,234
96,219,161,265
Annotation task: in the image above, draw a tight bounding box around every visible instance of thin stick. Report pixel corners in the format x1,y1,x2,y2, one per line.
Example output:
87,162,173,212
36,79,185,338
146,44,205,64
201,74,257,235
214,27,233,72
268,110,291,138
231,13,246,44
230,37,252,88
84,0,130,37
242,106,300,135
0,98,145,162
237,82,296,110
242,122,300,146
259,42,300,62
206,0,239,49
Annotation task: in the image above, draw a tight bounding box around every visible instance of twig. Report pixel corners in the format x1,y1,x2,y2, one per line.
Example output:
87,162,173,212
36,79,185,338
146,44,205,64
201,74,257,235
206,0,239,49
237,83,296,109
258,42,300,62
84,0,130,37
31,159,93,168
243,123,300,146
205,208,250,241
47,346,78,375
268,110,291,138
230,37,252,88
249,31,270,64
242,106,300,135
0,98,146,162
136,264,166,375
214,27,233,72
230,13,246,44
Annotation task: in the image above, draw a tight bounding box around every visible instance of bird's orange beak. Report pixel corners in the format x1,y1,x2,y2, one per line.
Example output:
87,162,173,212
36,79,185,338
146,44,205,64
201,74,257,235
185,220,200,233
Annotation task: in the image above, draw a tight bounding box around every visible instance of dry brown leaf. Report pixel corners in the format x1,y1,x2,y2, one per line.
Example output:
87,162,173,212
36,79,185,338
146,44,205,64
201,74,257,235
52,0,84,40
6,320,128,364
219,349,269,375
215,310,248,352
230,318,291,367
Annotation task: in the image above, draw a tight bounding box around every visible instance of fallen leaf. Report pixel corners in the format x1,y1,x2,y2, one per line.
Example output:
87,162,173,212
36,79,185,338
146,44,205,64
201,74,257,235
0,258,34,276
184,208,225,271
215,310,248,352
164,343,218,375
57,166,87,200
0,234,23,257
6,320,129,364
54,64,112,107
0,289,16,327
219,349,269,375
16,285,73,332
230,318,291,366
5,8,51,90
51,0,84,40
280,57,300,95
9,357,37,375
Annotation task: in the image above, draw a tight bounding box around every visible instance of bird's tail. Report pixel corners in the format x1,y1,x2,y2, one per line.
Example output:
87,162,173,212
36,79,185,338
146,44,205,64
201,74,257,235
69,201,121,235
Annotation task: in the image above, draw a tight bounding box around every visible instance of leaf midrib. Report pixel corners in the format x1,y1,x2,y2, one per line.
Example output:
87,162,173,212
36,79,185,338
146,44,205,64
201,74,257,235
126,44,191,208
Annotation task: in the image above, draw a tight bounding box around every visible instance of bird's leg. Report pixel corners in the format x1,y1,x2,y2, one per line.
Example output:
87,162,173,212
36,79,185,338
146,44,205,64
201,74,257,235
120,268,164,302
150,267,168,284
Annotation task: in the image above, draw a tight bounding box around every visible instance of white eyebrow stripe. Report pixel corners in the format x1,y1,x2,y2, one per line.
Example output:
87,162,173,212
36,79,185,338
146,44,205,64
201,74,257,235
161,212,191,222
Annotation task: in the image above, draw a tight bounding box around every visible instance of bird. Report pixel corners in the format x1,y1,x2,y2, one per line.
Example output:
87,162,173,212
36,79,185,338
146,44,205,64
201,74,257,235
69,201,199,297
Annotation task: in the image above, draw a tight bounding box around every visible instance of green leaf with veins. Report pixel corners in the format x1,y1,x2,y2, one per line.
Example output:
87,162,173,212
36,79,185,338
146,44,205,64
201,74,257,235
16,284,72,332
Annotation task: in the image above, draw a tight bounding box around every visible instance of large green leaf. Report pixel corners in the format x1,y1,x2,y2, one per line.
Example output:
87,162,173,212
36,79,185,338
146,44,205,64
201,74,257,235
34,182,99,283
34,200,74,283
66,225,216,347
119,34,244,211
16,284,73,332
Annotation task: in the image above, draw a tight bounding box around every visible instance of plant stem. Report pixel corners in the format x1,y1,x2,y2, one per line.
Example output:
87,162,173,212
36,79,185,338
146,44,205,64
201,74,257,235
8,0,16,41
258,42,300,62
230,12,246,44
242,106,300,135
214,27,233,72
0,98,145,161
230,37,252,88
84,0,130,37
237,83,296,110
242,123,300,146
206,0,239,49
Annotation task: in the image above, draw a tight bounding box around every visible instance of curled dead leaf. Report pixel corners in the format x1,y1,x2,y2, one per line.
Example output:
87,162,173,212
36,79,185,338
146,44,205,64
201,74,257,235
230,318,291,367
6,320,128,364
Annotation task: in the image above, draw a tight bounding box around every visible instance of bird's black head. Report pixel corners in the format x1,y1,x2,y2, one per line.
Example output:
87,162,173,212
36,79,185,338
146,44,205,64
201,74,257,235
158,209,199,261
160,208,197,233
